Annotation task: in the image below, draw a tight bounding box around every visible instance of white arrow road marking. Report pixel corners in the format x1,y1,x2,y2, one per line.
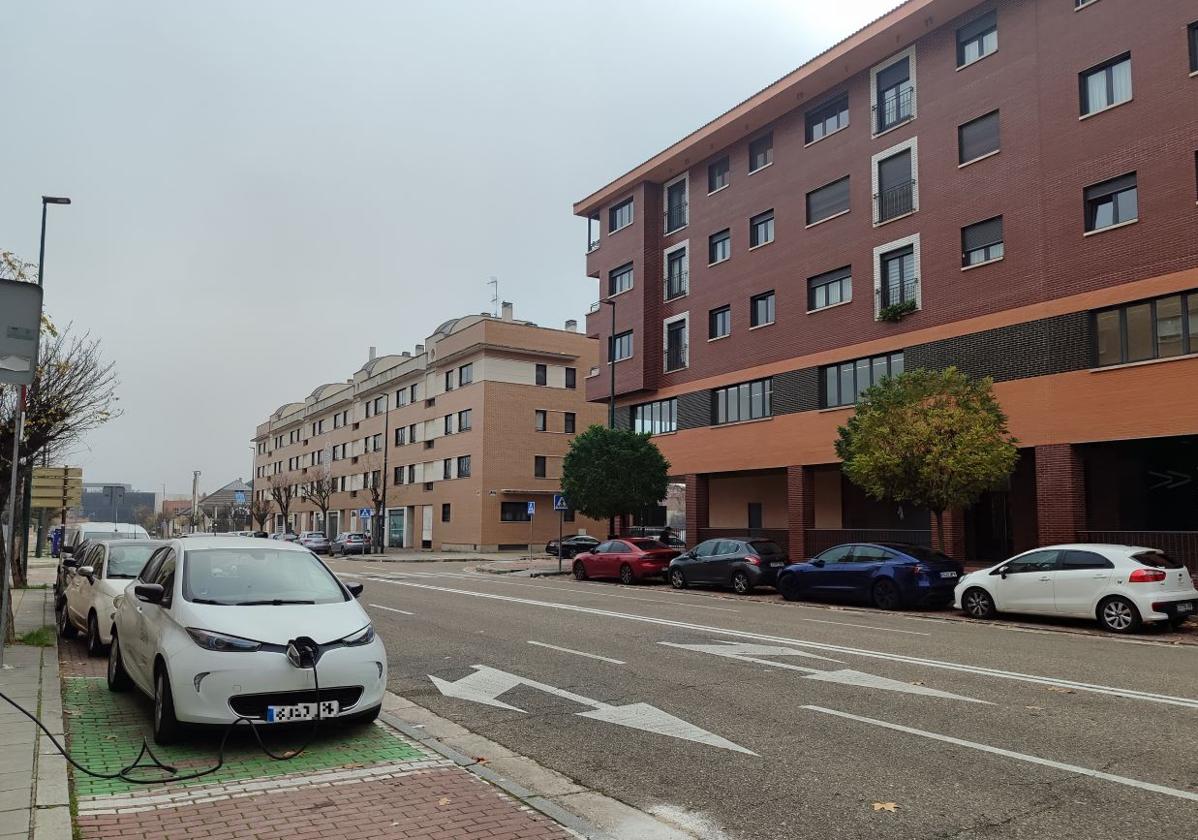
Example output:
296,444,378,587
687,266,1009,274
369,603,414,616
804,705,1198,803
661,642,989,703
376,578,1198,709
527,641,625,664
429,665,755,755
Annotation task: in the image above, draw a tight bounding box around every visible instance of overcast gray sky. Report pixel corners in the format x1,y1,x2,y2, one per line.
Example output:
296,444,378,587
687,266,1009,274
1,0,899,497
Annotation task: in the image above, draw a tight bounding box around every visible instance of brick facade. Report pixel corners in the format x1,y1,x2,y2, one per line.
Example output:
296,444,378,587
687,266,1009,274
785,466,815,560
1034,443,1086,546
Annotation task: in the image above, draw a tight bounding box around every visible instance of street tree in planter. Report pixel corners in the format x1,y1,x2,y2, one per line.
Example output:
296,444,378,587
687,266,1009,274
266,473,296,533
560,425,670,538
250,496,273,532
834,367,1018,554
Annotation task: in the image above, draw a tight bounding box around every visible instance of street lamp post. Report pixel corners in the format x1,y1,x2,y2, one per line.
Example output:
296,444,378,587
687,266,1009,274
601,298,616,428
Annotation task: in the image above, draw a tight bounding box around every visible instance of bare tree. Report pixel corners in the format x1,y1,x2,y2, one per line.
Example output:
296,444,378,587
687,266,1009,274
133,505,157,535
300,464,336,535
267,473,296,533
250,495,273,531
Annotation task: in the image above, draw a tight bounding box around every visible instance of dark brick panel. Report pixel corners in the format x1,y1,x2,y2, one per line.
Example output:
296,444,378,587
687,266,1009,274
906,313,1092,383
773,368,821,415
678,391,712,430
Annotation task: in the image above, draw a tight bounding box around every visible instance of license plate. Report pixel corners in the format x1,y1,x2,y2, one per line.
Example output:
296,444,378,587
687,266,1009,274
940,571,958,579
770,561,784,568
265,700,339,722
1177,602,1194,614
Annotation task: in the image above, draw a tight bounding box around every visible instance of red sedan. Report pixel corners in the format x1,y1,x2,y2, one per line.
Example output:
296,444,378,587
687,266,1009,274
572,538,681,585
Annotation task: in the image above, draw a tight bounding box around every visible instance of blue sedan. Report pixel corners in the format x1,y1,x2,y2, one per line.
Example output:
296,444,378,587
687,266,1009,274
776,543,964,610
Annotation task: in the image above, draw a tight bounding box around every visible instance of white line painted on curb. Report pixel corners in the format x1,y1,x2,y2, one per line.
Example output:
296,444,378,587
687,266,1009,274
362,577,1198,709
369,603,414,616
803,705,1198,802
528,641,625,664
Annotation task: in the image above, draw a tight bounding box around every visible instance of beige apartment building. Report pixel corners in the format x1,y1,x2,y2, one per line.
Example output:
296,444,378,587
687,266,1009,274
251,304,606,551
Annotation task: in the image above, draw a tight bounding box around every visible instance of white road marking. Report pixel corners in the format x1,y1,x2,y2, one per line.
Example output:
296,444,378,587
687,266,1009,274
527,641,625,664
364,577,1198,709
431,665,754,754
803,705,1198,803
368,603,414,616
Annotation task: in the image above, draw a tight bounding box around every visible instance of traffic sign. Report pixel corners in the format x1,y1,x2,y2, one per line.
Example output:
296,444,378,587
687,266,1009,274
359,507,372,519
553,494,569,512
0,278,43,385
233,490,246,505
526,501,535,516
30,466,82,509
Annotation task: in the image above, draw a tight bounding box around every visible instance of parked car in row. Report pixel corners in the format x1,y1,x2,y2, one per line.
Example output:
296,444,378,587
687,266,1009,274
107,536,385,744
56,522,151,596
546,535,600,560
299,531,331,554
572,538,681,584
58,539,167,655
777,543,963,609
270,531,300,542
955,544,1198,633
331,532,369,556
669,538,788,594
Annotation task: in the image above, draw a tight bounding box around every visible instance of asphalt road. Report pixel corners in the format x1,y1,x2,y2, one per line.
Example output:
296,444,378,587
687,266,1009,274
328,559,1198,840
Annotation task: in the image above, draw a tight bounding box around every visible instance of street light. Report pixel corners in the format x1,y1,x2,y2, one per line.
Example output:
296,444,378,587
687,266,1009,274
601,298,616,428
37,196,72,288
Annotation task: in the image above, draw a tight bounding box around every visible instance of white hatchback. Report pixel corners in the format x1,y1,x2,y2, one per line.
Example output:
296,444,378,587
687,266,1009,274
58,539,166,655
954,544,1198,633
107,536,386,744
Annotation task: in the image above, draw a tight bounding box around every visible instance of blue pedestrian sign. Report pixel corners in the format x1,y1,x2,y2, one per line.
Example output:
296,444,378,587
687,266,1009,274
553,494,569,512
526,501,536,516
359,507,372,519
233,490,246,505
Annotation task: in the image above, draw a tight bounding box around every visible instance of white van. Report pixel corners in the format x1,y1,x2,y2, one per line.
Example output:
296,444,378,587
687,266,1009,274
57,522,151,595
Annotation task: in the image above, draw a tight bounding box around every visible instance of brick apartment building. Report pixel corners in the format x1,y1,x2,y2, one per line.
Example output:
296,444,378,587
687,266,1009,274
574,0,1198,567
251,305,605,551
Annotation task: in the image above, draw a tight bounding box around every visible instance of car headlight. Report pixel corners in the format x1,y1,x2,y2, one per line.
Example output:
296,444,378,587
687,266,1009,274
186,628,263,652
340,624,375,646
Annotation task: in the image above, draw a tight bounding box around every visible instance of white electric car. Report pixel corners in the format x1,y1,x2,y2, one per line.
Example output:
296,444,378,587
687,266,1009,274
107,536,386,744
954,544,1197,633
58,539,166,655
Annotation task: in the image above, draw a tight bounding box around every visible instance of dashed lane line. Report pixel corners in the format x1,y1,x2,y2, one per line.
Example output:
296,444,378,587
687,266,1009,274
526,640,625,664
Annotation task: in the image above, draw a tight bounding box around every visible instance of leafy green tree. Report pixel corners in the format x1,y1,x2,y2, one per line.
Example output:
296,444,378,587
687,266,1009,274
561,425,670,537
834,367,1018,553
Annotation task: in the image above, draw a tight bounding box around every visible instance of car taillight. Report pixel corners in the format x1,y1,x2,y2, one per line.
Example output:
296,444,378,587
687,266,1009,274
745,555,761,566
1129,568,1167,583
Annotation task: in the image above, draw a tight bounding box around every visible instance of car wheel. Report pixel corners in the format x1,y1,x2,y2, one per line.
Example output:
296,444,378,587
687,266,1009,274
871,578,902,611
1098,596,1141,634
731,571,753,595
86,612,103,657
669,568,687,589
107,632,130,692
619,564,635,586
56,599,77,639
778,574,801,602
962,587,997,619
572,560,588,581
153,665,181,745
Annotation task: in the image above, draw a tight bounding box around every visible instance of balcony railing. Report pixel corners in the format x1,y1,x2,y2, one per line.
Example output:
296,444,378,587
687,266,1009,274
874,86,914,132
664,202,688,234
874,179,916,223
587,238,601,253
588,300,602,314
665,270,689,301
665,341,688,372
877,276,919,308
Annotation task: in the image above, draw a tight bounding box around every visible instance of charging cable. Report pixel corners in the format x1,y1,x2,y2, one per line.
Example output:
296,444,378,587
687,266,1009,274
0,636,326,784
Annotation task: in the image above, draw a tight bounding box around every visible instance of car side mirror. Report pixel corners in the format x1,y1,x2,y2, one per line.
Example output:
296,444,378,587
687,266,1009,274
811,558,825,567
134,583,165,604
63,557,78,568
79,566,95,580
346,582,364,599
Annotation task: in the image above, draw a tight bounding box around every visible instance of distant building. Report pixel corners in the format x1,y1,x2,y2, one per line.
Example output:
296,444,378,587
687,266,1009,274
79,483,157,524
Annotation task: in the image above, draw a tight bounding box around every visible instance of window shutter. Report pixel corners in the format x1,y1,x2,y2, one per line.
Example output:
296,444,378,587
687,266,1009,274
959,111,1000,163
876,56,909,90
957,11,996,45
1085,173,1136,202
806,177,850,223
877,150,912,191
963,217,1003,252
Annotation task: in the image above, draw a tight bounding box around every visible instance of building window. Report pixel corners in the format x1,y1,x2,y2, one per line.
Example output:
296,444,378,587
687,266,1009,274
443,458,453,480
534,456,547,478
441,503,451,523
632,398,677,435
458,363,473,385
808,267,852,311
407,464,415,484
956,11,997,67
874,55,914,132
565,367,576,389
958,110,1000,165
805,93,849,143
665,246,688,300
749,210,774,248
394,427,406,446
1094,292,1196,367
748,132,773,172
715,378,772,424
709,306,731,339
410,383,419,402
1080,53,1132,116
535,409,547,432
708,229,731,264
608,262,634,296
664,177,687,233
364,401,374,419
875,148,915,223
564,412,576,434
708,156,730,192
1190,21,1198,73
444,414,454,435
372,433,383,452
408,423,418,443
457,409,472,431
665,318,687,372
823,352,904,408
501,502,531,522
879,245,918,308
457,455,471,477
609,198,633,233
396,389,408,408
1084,172,1138,232
806,176,850,225
444,370,454,391
962,217,1004,266
609,330,633,362
750,291,775,328
535,363,548,385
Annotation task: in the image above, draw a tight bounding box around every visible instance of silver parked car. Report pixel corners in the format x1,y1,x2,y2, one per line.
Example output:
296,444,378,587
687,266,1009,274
299,531,331,554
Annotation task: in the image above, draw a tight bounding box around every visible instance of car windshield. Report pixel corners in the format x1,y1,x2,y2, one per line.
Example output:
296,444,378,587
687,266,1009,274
1132,550,1183,570
107,545,160,578
748,540,783,556
182,548,347,605
884,544,955,564
629,539,667,550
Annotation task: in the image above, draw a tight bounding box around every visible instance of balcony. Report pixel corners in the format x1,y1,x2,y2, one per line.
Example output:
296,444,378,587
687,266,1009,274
665,340,688,373
665,270,688,301
874,179,916,223
664,202,688,234
874,86,914,133
877,276,919,310
587,237,600,254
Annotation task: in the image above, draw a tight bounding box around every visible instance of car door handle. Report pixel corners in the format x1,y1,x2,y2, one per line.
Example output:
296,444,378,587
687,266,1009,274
1038,576,1051,581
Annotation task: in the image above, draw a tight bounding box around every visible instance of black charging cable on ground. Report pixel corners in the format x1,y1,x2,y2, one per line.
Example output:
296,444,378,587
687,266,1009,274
0,636,326,784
